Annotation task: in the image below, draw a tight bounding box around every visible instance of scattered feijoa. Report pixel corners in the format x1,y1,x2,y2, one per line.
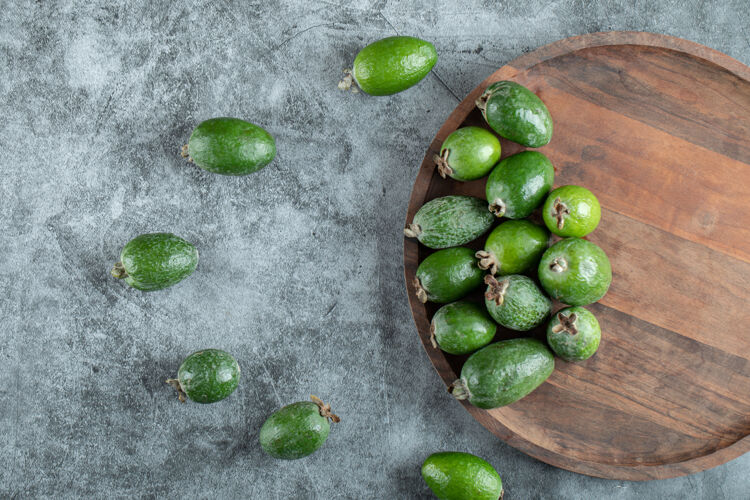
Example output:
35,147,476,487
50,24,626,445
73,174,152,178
404,196,494,249
434,126,501,181
547,306,601,361
538,238,612,306
485,151,554,219
111,232,198,291
476,219,549,275
543,185,601,237
414,247,484,304
430,301,497,355
476,80,553,147
166,349,240,403
484,274,551,331
422,451,503,500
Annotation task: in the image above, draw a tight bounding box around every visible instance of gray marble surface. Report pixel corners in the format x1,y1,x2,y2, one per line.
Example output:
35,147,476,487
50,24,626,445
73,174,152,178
2,1,749,498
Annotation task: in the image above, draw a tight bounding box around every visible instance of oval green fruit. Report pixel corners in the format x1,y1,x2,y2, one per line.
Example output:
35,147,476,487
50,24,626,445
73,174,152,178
484,274,551,331
450,338,554,409
184,117,276,176
111,232,198,291
405,195,495,249
351,36,437,96
538,238,612,306
422,452,503,500
485,151,554,219
547,306,601,361
430,301,497,355
166,349,240,403
543,185,601,237
434,126,501,181
259,396,340,460
476,220,549,275
414,247,484,304
477,80,553,147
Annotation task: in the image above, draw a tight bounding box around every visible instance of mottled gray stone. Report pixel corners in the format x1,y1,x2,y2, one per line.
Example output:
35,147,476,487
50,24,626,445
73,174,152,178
1,0,749,498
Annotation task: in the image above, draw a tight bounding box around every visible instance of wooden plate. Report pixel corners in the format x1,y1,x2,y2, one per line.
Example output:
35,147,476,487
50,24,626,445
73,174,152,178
403,31,750,480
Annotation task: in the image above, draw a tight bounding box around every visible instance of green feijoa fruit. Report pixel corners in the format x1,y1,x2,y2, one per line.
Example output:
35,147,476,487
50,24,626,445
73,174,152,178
347,36,437,96
414,247,484,304
166,349,240,403
450,338,554,409
404,195,495,249
111,232,198,291
483,274,551,331
259,396,340,460
183,117,276,176
430,301,497,355
476,80,553,147
476,220,549,275
434,126,501,181
543,185,601,237
547,306,601,361
422,452,503,500
538,238,612,306
485,151,554,219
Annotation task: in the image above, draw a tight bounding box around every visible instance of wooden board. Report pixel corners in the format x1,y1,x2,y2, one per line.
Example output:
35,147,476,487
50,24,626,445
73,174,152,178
403,32,750,480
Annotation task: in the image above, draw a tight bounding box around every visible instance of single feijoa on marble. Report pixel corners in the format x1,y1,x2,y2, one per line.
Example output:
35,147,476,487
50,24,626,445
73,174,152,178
538,238,612,306
259,396,340,460
422,451,503,500
547,306,601,362
434,126,501,181
485,151,554,219
543,185,601,237
414,247,484,304
430,301,497,355
484,274,551,331
475,219,549,275
182,117,276,176
111,232,198,291
166,349,240,403
344,36,437,96
404,195,495,249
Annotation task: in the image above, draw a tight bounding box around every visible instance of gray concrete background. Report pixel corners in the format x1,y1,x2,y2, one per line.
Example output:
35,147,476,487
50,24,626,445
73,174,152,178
2,0,749,498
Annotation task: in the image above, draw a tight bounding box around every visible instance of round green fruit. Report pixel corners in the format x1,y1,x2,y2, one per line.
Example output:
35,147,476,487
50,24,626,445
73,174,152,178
476,220,549,275
166,349,240,403
259,396,340,460
414,247,484,304
434,126,501,181
430,301,497,355
476,80,553,147
543,185,601,237
484,274,551,331
184,117,276,176
547,306,601,361
351,36,437,96
111,232,198,291
485,151,554,219
422,452,503,500
405,195,494,249
538,238,612,306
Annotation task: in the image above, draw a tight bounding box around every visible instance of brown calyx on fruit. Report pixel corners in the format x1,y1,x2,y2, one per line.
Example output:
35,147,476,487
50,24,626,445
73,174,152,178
475,88,493,115
475,250,500,275
403,223,422,239
337,69,359,93
448,378,471,400
484,275,510,306
180,144,193,163
552,197,570,230
166,378,187,403
311,395,341,423
550,257,567,273
429,321,438,348
552,312,579,335
433,149,454,179
489,198,506,218
413,277,428,303
111,261,128,279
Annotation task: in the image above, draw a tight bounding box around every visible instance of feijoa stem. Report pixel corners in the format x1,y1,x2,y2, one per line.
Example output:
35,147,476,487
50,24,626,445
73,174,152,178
166,378,187,403
552,197,570,230
111,261,128,279
404,223,422,239
310,395,341,423
484,275,510,306
429,321,438,349
180,144,193,162
476,250,500,275
413,277,428,303
550,257,567,273
489,198,506,218
552,312,579,335
448,378,471,400
433,149,454,179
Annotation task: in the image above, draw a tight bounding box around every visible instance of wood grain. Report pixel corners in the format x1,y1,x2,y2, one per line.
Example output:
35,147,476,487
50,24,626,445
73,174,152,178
403,32,750,480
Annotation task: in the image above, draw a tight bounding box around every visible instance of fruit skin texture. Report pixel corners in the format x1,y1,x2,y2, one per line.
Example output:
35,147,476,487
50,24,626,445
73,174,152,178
538,238,612,306
259,397,339,460
477,80,553,147
187,117,276,175
547,306,601,361
484,274,551,331
477,220,549,275
485,151,554,219
405,195,495,249
436,126,501,181
430,301,497,355
415,248,484,304
422,452,503,500
352,36,437,96
174,349,240,403
113,233,198,291
451,338,554,409
543,185,601,237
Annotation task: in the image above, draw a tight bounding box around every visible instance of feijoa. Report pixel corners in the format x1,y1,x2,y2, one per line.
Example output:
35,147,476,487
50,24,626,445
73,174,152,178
430,301,497,355
111,232,198,291
346,36,437,96
259,396,340,460
547,306,601,361
166,349,240,403
476,220,549,275
450,338,554,409
414,247,484,304
476,80,553,147
538,238,612,306
485,151,554,219
183,117,276,176
484,274,551,331
404,195,495,249
543,185,601,237
422,452,503,500
434,127,501,181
